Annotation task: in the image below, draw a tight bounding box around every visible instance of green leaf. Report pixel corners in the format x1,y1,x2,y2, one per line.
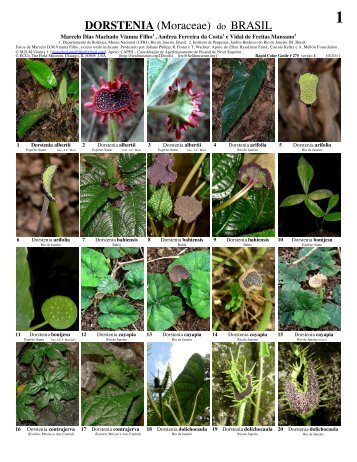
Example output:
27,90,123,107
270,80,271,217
80,183,109,230
147,273,182,331
16,387,36,423
73,104,79,117
279,194,306,207
278,259,308,290
97,276,119,294
296,248,339,276
304,197,325,218
162,216,177,228
212,154,243,200
106,157,115,180
278,290,296,325
98,296,138,329
103,247,140,259
41,296,77,330
333,284,341,305
298,156,314,194
118,153,146,186
81,287,96,310
325,212,341,222
81,342,114,357
58,73,67,105
225,282,243,313
221,60,267,139
123,262,144,300
190,270,210,318
148,353,209,426
115,185,146,237
326,194,339,213
324,303,341,329
293,307,330,329
248,187,275,231
17,108,50,138
82,393,141,426
81,248,110,287
241,229,275,237
147,58,189,105
285,289,329,328
25,60,57,89
148,185,173,220
16,248,34,330
307,189,333,200
20,343,67,368
68,80,79,99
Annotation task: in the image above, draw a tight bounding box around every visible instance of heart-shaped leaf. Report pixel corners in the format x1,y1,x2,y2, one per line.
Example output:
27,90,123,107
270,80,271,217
98,296,138,329
81,248,110,287
190,270,210,318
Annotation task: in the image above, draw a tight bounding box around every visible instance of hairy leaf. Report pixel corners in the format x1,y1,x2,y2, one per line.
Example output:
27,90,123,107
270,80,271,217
148,185,173,220
98,297,138,329
221,60,267,139
212,154,243,200
82,393,141,426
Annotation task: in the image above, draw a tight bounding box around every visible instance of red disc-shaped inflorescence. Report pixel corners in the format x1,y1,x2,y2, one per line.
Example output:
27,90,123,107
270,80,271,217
166,78,205,140
85,74,140,124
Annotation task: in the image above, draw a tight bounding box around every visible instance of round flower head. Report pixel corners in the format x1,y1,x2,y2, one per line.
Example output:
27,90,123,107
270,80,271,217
85,74,140,124
166,79,205,140
237,163,273,189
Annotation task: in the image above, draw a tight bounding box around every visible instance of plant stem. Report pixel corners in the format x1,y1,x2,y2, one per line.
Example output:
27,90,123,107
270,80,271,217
253,353,264,426
88,376,110,397
177,153,207,197
237,401,246,426
43,154,63,236
304,417,312,426
149,217,159,237
174,217,182,237
147,386,166,424
291,247,318,266
35,196,50,237
159,391,164,426
306,106,319,140
256,283,273,331
188,389,201,425
28,321,48,331
107,58,119,142
212,181,254,213
191,181,206,198
243,247,253,265
147,103,178,114
170,372,185,425
165,402,181,425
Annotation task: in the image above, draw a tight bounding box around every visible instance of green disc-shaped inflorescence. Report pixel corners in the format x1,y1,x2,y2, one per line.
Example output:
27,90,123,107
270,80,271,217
41,295,77,329
42,164,58,201
298,73,319,105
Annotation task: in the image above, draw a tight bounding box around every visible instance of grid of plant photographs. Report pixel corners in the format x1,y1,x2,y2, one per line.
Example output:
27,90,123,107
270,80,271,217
15,56,341,428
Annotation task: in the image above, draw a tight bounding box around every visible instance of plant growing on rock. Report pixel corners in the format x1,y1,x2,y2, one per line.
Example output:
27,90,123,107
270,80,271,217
81,247,144,330
147,153,210,237
81,342,144,426
212,154,275,237
80,154,146,237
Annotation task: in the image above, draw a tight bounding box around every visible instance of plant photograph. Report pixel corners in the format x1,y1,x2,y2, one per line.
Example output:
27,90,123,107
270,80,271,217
16,153,79,237
278,58,341,142
81,247,144,331
212,58,275,142
81,58,144,142
147,58,210,141
278,153,341,237
147,153,210,237
16,247,79,331
278,247,341,331
213,153,275,237
147,248,210,331
212,342,274,426
212,247,274,331
16,342,79,425
147,343,210,426
80,153,146,237
16,58,79,142
81,342,144,426
279,342,341,426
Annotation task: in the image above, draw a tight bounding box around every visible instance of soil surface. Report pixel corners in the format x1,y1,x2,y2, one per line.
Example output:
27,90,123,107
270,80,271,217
212,58,275,142
278,247,341,331
16,58,79,142
16,153,79,237
147,247,210,331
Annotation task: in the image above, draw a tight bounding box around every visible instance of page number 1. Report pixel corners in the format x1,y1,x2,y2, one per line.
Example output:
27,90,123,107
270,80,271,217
337,11,342,23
